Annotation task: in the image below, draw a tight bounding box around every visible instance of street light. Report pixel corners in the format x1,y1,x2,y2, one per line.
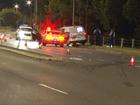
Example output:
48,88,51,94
14,4,19,11
26,0,32,6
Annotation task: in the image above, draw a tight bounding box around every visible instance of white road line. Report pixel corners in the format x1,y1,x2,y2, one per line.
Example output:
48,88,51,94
39,83,68,95
69,57,83,61
135,65,140,68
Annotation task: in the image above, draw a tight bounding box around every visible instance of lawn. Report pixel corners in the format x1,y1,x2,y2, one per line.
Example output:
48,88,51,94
94,45,140,56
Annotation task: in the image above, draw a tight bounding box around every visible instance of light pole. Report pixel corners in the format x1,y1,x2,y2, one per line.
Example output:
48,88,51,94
26,0,32,25
72,0,75,26
14,4,19,28
34,0,38,25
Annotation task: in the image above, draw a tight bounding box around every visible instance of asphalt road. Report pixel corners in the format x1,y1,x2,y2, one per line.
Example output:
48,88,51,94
0,33,140,105
1,37,138,64
0,46,140,105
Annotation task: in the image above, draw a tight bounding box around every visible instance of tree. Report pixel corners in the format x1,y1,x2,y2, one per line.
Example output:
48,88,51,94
0,8,22,28
47,0,72,26
124,0,140,39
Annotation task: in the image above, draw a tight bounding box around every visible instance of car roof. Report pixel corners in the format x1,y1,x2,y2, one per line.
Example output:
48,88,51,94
61,25,83,28
19,24,32,29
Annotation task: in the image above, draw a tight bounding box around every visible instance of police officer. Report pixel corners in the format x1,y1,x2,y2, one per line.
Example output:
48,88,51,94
109,28,115,48
93,27,102,45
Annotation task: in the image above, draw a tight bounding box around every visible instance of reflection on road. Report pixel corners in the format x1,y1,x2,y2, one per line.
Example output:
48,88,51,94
2,38,39,50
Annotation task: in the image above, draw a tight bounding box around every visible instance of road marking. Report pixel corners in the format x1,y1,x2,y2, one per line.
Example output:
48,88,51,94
39,83,68,95
135,65,140,68
69,57,83,61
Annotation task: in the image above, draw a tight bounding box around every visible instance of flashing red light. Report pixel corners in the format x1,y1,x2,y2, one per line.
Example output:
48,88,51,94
40,16,61,35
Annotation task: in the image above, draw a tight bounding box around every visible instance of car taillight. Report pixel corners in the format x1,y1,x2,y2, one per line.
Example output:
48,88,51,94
59,36,65,42
45,33,52,40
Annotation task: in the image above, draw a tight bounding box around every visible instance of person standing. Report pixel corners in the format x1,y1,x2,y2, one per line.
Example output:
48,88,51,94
109,28,115,48
93,27,102,45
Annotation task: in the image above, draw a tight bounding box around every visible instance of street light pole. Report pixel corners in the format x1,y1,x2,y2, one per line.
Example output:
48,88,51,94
34,0,38,24
72,0,75,26
26,0,32,25
14,4,19,28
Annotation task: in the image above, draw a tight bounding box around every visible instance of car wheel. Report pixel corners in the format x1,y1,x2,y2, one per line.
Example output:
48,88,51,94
42,43,46,46
55,44,58,47
81,42,86,45
60,44,64,47
72,42,77,47
16,37,20,40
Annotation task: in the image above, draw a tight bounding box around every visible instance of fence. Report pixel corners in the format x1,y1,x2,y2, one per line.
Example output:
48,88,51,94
103,37,140,48
88,36,140,48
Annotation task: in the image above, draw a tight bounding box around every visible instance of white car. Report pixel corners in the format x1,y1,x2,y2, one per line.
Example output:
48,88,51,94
16,25,33,40
60,26,87,45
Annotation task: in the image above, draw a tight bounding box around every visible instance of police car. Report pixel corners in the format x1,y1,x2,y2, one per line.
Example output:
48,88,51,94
41,27,69,47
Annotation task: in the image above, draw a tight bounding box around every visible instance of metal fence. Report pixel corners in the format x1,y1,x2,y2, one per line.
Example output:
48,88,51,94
103,37,140,48
88,36,140,48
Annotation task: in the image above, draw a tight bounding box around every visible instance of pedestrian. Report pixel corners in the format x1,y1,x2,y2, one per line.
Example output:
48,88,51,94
109,28,115,48
93,27,102,46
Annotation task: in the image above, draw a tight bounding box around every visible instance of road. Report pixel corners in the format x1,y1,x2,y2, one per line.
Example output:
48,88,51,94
1,36,137,63
0,33,140,105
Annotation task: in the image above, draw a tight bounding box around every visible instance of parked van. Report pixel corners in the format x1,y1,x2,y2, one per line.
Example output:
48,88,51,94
60,26,87,45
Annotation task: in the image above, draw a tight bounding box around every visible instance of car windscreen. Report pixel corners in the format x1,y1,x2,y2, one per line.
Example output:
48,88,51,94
20,28,32,31
69,27,84,33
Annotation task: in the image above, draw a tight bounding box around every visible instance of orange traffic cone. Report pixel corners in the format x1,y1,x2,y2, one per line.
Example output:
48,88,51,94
130,56,135,66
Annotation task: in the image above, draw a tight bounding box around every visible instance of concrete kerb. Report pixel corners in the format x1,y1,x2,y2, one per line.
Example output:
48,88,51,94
0,45,63,61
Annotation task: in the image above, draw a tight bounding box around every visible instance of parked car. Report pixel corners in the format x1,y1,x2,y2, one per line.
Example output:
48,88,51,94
60,26,87,45
16,24,33,41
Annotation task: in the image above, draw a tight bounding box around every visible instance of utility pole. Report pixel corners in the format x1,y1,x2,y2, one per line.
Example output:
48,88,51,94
72,0,75,26
26,0,32,25
34,0,38,24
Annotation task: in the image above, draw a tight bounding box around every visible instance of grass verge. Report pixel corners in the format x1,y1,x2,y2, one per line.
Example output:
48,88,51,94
92,45,140,56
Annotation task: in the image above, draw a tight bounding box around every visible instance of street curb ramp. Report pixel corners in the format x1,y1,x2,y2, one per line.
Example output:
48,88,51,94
0,45,63,61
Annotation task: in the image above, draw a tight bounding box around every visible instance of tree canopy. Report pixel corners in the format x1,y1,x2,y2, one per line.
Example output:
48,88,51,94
0,0,140,39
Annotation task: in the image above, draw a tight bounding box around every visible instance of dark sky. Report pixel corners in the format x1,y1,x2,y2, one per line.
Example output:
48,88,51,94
0,0,25,10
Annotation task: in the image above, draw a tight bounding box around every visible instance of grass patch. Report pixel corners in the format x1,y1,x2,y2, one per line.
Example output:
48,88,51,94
93,45,140,56
0,26,14,33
